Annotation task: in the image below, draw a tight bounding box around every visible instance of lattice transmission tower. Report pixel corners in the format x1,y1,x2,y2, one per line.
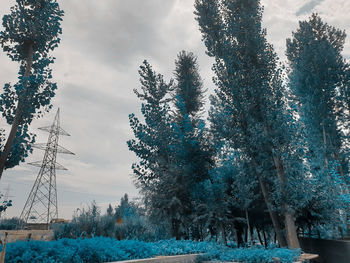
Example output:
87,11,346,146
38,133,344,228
20,108,74,227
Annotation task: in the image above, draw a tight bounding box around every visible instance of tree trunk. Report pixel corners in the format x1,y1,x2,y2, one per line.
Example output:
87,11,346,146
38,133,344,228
322,123,329,167
235,221,244,248
308,224,311,238
250,227,255,245
172,219,180,240
0,42,34,180
263,229,268,248
284,208,300,248
272,154,300,249
257,228,263,246
245,209,254,244
256,173,288,247
221,222,227,245
247,151,287,247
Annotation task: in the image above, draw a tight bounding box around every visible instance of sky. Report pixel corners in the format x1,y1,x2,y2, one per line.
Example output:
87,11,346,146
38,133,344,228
0,0,349,220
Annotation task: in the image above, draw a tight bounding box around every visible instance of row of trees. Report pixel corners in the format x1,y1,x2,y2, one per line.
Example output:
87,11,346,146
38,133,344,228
128,0,350,249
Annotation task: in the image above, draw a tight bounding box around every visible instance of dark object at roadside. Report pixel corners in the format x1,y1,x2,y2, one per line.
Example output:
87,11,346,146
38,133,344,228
299,237,350,263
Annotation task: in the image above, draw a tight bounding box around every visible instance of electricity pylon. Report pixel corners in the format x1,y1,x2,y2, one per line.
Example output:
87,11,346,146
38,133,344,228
20,108,74,228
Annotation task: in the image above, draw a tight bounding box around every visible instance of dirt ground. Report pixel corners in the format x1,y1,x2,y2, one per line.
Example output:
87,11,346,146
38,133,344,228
0,230,54,243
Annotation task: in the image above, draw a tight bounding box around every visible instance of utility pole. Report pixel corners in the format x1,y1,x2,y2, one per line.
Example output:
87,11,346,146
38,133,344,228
19,109,74,229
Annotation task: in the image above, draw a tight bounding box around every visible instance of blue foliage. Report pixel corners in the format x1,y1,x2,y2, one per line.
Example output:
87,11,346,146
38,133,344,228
2,238,300,263
0,217,24,230
0,0,64,169
53,199,170,242
0,0,64,61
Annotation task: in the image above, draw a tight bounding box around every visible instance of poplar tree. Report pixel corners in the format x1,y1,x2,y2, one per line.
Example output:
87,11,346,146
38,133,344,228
195,0,304,248
0,0,64,178
287,14,350,236
287,14,348,180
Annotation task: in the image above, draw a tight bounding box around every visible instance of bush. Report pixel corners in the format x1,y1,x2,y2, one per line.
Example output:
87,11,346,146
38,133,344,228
53,201,170,241
0,217,23,230
2,238,300,263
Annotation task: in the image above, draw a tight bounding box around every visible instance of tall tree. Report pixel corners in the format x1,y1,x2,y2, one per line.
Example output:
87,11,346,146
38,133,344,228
195,0,304,248
173,51,205,118
287,14,348,177
127,60,175,234
169,51,212,239
0,0,64,178
287,13,350,235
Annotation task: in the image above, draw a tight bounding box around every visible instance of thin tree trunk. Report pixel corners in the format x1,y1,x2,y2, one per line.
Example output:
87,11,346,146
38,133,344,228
257,228,263,246
0,42,34,180
272,155,300,249
334,153,350,237
0,232,8,263
263,229,268,248
308,224,311,238
256,173,288,247
250,227,255,245
322,124,329,167
235,221,244,248
245,209,254,244
246,148,287,247
221,222,227,245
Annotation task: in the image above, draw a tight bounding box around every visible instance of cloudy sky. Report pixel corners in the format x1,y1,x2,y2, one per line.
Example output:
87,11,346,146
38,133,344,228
0,0,349,219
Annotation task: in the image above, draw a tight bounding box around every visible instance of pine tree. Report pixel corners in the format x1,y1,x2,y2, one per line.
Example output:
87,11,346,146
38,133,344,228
173,51,205,118
128,61,173,188
195,0,305,248
127,60,175,233
115,194,133,219
169,51,212,239
0,0,64,178
107,204,114,217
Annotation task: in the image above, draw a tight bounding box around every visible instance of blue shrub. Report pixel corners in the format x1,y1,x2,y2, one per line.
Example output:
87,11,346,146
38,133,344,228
3,238,300,263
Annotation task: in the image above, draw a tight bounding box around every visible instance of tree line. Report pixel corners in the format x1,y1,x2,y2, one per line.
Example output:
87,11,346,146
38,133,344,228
128,0,350,249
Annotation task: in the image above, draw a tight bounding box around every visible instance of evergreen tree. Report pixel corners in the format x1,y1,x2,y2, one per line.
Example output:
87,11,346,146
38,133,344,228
115,194,137,219
195,0,306,248
173,51,205,118
127,60,175,234
107,204,114,217
0,0,64,178
128,61,173,188
168,51,212,239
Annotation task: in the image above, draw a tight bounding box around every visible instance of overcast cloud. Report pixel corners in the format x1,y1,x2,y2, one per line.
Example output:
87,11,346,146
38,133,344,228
0,0,349,219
